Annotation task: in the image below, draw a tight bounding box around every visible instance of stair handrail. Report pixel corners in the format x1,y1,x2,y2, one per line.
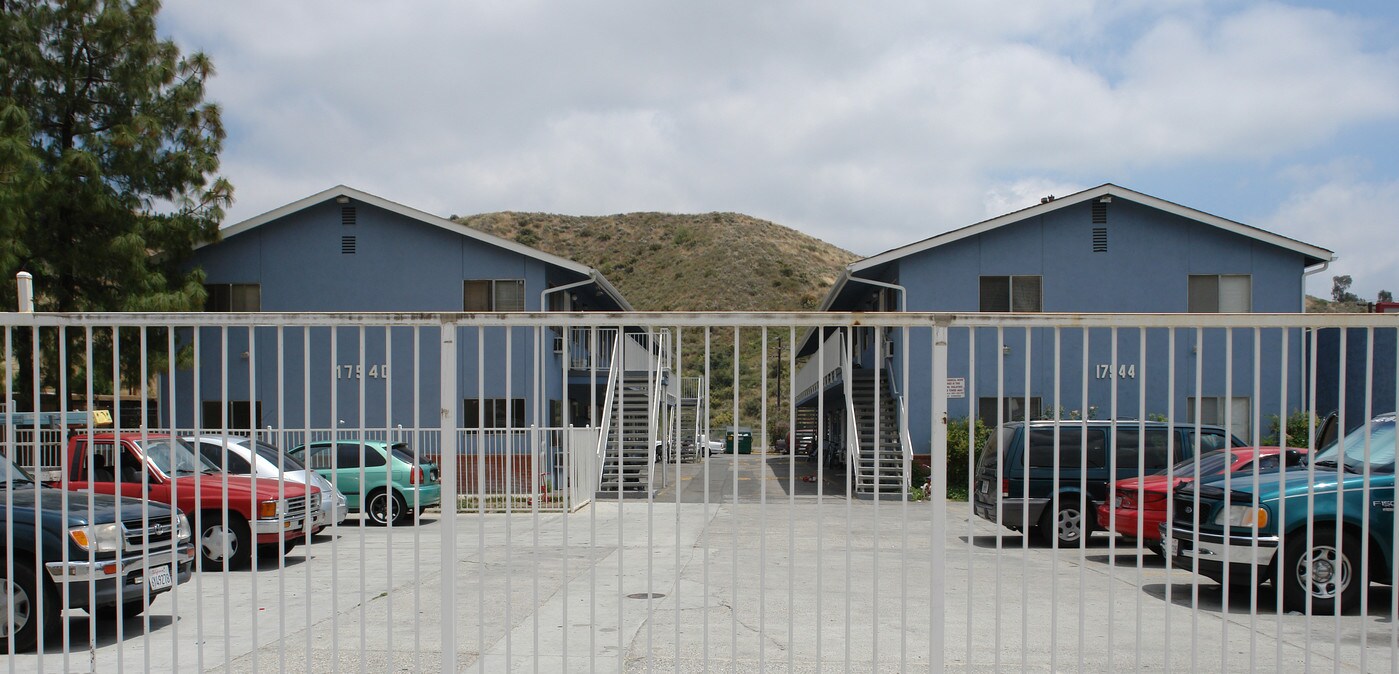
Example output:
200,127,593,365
646,329,670,490
840,330,861,485
593,331,626,492
883,350,915,492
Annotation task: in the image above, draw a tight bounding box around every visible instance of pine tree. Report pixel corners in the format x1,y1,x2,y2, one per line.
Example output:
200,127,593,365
0,0,231,403
1,0,231,311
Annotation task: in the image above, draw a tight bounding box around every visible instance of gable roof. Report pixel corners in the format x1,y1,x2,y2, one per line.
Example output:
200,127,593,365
205,185,632,310
851,183,1334,273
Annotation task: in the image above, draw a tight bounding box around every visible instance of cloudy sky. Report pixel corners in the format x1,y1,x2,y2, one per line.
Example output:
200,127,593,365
159,1,1399,300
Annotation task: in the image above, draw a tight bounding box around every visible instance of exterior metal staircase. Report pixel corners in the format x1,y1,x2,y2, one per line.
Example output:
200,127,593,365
848,368,907,495
597,374,657,494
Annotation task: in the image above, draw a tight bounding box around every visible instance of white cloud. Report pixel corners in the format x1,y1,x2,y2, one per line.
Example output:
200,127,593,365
1261,178,1399,300
158,1,1399,264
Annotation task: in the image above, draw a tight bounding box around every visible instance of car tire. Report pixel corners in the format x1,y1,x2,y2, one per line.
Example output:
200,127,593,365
366,490,407,527
1038,497,1090,548
0,560,54,652
1278,525,1362,615
199,512,252,570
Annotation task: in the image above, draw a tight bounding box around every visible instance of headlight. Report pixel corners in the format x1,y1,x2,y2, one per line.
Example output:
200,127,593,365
176,514,193,542
69,523,123,553
257,500,280,519
1213,505,1269,529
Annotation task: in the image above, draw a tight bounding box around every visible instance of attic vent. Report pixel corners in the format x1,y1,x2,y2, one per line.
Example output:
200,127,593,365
1092,227,1108,253
1091,201,1108,224
341,206,356,226
341,235,357,254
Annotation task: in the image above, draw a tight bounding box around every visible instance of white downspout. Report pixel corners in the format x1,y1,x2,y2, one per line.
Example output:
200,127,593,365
1301,257,1334,313
540,277,596,312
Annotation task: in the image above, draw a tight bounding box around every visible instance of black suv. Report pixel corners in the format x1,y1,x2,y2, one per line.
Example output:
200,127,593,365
973,420,1245,546
1,453,195,651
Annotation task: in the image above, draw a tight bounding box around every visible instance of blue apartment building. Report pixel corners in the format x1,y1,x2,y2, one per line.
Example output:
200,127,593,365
164,185,631,435
796,184,1335,490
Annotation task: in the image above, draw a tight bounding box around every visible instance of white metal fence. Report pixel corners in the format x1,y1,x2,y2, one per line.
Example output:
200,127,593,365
1,311,1396,672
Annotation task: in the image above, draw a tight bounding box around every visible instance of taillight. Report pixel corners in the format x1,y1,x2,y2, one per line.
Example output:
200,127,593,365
410,466,423,484
1141,491,1168,504
1000,479,1010,497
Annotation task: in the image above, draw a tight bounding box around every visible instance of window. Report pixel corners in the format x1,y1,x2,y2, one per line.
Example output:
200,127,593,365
979,276,1042,312
1026,427,1107,468
978,396,1042,423
1188,275,1251,313
1187,396,1252,441
199,442,253,475
334,442,385,468
1186,429,1233,454
204,283,260,312
464,280,525,311
462,398,526,428
1113,428,1172,471
200,400,262,430
303,444,337,470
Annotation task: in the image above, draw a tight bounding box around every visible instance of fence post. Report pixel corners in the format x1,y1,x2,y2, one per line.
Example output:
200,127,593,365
930,321,949,673
438,321,458,669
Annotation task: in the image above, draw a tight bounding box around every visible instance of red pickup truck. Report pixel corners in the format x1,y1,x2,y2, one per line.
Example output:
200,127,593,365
52,433,318,570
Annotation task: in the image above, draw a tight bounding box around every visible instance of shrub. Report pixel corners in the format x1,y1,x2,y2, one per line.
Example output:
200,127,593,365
945,417,992,501
1263,410,1319,447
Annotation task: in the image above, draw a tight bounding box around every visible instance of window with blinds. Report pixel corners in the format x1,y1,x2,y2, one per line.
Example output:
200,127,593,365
204,283,261,311
979,275,1042,312
1187,274,1251,312
463,279,526,311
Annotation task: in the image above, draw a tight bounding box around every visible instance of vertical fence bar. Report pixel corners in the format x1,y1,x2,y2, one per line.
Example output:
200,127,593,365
439,320,459,672
930,322,949,674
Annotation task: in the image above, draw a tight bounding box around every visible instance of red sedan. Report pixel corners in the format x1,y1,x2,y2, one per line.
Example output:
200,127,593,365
1097,446,1308,553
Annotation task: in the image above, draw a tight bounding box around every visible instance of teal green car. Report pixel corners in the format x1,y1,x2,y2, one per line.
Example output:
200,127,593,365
1165,413,1396,614
289,440,441,526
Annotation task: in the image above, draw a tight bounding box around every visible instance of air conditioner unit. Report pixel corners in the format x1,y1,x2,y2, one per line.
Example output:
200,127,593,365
883,340,894,359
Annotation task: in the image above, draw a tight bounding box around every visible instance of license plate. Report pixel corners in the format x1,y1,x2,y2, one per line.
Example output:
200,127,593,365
1166,537,1180,559
977,481,988,494
147,565,173,591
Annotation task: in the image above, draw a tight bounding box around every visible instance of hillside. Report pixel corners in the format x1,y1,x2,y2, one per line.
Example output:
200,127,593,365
455,212,857,311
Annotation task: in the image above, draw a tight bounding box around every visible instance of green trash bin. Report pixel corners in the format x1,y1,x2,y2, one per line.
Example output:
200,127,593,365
725,429,753,454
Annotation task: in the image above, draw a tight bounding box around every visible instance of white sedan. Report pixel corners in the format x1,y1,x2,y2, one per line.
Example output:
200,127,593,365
186,434,350,533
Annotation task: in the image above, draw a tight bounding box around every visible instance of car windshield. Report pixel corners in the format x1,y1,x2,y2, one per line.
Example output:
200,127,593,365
252,441,306,472
0,454,33,486
1168,451,1233,479
141,438,219,476
1311,415,1397,474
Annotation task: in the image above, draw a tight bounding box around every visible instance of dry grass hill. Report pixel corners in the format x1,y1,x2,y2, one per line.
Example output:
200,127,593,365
456,212,857,311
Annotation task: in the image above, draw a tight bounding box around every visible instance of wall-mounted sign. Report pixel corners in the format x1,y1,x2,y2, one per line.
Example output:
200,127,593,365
337,364,389,380
946,378,966,399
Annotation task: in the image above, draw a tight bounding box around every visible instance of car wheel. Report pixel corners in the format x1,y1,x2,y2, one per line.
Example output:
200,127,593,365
1039,498,1090,548
367,490,407,526
96,598,147,621
1279,525,1362,615
0,560,53,652
199,512,252,570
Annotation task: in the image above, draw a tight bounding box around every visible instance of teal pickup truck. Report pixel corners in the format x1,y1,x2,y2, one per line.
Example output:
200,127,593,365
1165,412,1396,614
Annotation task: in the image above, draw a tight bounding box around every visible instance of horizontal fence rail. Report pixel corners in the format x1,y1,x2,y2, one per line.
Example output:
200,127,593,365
0,311,1395,672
